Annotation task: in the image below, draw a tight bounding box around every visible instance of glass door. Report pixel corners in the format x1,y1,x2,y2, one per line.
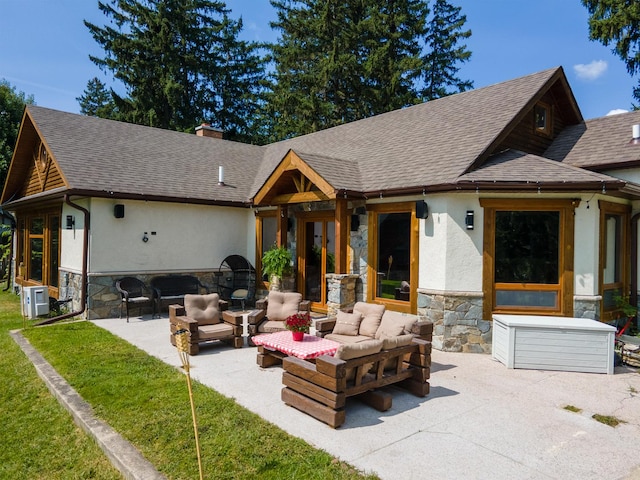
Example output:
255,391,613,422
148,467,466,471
298,213,335,312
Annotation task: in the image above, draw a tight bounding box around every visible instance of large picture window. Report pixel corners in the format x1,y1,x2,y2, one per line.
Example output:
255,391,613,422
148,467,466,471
481,199,576,318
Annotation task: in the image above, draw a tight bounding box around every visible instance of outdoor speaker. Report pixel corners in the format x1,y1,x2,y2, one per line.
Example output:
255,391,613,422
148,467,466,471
416,200,428,219
114,204,125,218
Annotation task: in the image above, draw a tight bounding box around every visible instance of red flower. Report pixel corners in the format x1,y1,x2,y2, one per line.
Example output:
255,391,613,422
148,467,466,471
284,312,312,333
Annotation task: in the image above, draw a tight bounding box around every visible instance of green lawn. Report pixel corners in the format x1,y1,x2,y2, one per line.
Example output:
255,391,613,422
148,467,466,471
1,289,376,479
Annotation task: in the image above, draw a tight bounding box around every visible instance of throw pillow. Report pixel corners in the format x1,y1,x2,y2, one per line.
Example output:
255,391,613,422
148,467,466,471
184,293,220,325
354,302,385,337
332,310,363,336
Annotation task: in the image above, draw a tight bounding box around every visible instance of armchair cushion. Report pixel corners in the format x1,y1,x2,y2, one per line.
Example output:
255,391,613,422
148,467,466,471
354,302,385,337
332,310,362,336
381,333,415,350
198,323,234,341
184,293,220,326
325,333,373,344
265,291,303,321
375,310,418,339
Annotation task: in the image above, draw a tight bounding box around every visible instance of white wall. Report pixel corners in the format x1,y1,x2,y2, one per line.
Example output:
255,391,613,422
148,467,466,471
60,200,89,273
573,197,600,296
419,194,483,292
82,198,254,274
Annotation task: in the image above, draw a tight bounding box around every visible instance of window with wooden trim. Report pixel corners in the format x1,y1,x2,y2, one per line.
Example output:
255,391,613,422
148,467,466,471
534,102,552,137
16,209,61,294
599,201,630,322
481,199,576,318
367,203,418,313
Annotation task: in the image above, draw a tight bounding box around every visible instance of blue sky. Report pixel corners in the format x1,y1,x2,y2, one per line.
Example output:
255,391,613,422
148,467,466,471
0,0,636,120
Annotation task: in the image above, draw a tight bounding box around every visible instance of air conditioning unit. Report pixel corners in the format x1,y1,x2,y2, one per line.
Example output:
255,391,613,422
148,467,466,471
22,286,49,319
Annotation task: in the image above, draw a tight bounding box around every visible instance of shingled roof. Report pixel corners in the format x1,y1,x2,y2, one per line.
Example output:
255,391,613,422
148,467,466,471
545,110,640,171
7,66,631,209
253,67,573,197
3,106,266,206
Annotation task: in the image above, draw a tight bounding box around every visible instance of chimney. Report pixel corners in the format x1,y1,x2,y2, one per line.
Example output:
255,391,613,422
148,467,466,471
195,123,223,139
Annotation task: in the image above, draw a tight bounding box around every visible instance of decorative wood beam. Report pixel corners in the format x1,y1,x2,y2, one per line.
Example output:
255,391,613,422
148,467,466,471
334,198,348,274
271,190,331,205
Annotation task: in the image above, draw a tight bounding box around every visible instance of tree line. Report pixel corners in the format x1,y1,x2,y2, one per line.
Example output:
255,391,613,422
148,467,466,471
78,0,473,144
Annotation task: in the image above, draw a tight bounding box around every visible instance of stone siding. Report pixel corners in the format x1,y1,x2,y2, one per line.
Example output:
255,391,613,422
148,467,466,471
418,290,490,353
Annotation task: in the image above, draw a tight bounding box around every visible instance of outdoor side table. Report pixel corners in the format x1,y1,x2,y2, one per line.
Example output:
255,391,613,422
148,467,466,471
252,331,340,368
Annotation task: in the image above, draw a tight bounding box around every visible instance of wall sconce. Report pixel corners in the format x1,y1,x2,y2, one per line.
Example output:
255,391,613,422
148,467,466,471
114,204,125,218
65,215,75,229
465,210,474,230
416,200,428,219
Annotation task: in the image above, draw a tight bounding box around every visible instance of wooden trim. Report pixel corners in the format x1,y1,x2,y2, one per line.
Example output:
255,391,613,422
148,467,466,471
598,200,631,322
335,199,348,274
366,202,418,313
481,198,576,319
255,210,277,290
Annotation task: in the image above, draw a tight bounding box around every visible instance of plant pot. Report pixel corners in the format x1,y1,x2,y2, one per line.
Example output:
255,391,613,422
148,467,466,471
291,331,304,341
269,275,281,291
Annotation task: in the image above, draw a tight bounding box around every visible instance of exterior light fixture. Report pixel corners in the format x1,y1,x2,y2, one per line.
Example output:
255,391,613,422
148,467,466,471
465,210,474,230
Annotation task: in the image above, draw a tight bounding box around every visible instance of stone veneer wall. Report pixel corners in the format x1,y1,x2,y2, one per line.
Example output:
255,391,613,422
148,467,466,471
418,289,490,353
59,271,224,320
573,295,601,320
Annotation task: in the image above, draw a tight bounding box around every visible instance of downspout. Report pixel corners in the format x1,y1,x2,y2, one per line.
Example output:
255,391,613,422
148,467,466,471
36,194,89,326
631,212,640,327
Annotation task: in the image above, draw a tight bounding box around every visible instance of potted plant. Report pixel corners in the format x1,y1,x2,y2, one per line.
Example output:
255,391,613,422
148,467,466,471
284,312,312,341
261,244,293,291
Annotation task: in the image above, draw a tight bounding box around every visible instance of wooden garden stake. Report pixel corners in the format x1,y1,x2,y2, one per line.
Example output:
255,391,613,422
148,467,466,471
173,329,204,480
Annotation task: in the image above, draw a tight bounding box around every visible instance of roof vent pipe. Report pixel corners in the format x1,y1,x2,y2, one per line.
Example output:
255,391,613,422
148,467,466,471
218,165,225,186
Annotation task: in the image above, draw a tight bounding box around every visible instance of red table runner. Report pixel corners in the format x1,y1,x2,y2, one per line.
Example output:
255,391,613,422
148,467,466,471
252,331,340,359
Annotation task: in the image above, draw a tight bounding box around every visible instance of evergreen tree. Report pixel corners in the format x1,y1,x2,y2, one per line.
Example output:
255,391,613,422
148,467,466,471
77,77,117,118
582,0,640,106
421,0,472,101
85,0,266,140
266,0,428,140
0,79,34,188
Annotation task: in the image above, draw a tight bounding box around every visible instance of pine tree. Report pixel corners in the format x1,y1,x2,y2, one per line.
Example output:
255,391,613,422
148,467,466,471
77,77,117,118
85,0,266,139
582,0,640,107
421,0,473,101
266,0,429,140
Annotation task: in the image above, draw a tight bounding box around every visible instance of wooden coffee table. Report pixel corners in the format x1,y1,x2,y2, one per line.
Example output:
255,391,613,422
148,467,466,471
252,331,340,368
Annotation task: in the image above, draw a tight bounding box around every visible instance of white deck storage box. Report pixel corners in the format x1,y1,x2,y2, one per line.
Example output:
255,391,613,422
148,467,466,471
492,315,616,375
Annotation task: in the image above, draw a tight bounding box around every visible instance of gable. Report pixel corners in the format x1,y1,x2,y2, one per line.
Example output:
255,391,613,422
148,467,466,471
1,110,67,204
253,150,338,205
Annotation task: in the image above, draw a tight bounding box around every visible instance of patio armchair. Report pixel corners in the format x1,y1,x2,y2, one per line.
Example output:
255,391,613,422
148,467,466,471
248,291,310,343
169,293,243,355
115,276,153,322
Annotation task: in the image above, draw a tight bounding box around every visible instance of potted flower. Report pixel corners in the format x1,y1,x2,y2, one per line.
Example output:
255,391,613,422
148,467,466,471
284,312,312,341
261,244,293,291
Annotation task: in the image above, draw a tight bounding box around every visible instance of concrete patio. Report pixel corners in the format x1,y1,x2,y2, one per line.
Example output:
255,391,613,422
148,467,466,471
88,313,640,480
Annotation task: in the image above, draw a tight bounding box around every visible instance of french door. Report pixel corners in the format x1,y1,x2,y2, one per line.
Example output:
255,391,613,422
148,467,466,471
297,213,335,312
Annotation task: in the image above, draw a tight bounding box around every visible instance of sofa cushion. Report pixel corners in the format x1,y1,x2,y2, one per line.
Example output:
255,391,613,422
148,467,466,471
266,291,302,321
375,311,418,339
325,333,373,344
334,339,383,360
381,333,415,350
354,302,385,337
184,293,220,326
332,310,362,336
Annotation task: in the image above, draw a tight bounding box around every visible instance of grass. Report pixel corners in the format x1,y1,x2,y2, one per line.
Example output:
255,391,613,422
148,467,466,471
591,414,626,428
0,290,121,479
1,289,377,479
563,405,582,413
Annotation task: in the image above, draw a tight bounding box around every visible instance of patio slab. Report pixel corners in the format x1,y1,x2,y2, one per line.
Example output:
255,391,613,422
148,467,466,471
92,314,640,480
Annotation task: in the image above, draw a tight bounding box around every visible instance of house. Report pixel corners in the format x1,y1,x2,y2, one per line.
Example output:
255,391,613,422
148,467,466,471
3,66,640,352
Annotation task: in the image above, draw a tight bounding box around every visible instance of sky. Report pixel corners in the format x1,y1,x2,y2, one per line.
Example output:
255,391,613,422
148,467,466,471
0,0,636,121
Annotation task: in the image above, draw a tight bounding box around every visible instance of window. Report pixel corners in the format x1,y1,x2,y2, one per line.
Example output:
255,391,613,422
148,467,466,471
368,203,418,313
17,209,61,294
599,201,630,322
481,199,576,318
534,102,552,136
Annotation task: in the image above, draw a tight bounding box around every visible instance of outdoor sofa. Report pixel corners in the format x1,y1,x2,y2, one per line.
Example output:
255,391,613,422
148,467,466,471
281,302,433,428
